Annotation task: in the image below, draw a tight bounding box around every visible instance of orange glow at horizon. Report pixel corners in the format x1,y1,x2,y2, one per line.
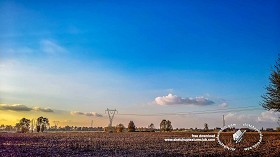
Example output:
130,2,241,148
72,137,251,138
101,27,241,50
0,110,107,127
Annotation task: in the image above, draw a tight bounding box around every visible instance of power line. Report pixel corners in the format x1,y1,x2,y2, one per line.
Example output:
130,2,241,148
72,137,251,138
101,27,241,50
156,106,261,114
117,106,263,117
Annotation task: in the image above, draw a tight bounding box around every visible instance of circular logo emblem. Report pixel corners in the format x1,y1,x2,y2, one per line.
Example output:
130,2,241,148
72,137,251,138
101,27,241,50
217,123,262,151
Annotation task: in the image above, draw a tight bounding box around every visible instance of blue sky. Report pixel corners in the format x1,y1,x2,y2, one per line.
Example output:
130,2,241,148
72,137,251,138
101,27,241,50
0,0,280,128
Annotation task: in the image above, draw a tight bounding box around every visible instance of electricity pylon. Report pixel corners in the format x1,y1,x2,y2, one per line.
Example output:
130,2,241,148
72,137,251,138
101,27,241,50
223,115,225,127
53,121,59,129
105,108,117,131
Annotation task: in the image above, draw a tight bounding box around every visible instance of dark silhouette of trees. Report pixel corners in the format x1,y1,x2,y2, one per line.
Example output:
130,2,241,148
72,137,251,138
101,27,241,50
261,55,280,128
36,116,49,132
204,123,209,131
128,121,136,132
116,123,125,132
261,55,280,112
160,119,172,132
16,118,30,133
148,123,155,132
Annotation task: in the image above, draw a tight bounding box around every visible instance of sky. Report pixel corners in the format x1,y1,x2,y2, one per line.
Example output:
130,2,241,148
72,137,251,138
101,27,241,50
0,0,280,129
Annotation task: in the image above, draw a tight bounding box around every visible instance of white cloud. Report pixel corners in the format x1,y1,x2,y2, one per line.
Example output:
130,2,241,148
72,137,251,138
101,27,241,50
70,111,84,116
219,102,228,108
85,112,103,117
33,107,54,112
40,39,67,54
224,112,236,120
224,112,258,125
70,111,103,117
154,93,214,106
257,110,280,122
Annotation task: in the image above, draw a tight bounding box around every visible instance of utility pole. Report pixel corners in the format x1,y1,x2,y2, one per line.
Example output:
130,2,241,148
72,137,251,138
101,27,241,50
31,118,35,133
223,115,225,127
91,120,93,128
105,108,117,132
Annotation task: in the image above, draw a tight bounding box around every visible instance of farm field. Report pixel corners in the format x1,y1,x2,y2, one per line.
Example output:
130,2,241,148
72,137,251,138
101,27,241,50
0,132,279,156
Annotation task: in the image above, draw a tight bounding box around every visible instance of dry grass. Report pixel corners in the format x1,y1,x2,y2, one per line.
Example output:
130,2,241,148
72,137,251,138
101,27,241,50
0,132,279,156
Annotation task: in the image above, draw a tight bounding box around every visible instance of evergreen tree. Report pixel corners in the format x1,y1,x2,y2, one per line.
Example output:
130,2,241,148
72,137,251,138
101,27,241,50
148,123,155,132
204,123,209,131
128,121,136,132
261,55,280,112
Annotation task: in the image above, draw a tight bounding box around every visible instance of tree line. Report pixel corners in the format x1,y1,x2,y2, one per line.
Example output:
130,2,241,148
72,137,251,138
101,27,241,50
111,119,173,133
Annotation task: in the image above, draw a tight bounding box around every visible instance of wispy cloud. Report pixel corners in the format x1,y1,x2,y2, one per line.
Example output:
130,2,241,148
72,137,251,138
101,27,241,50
224,112,236,120
40,39,67,54
1,39,67,56
33,107,54,112
0,104,54,112
154,93,214,106
224,112,257,124
0,47,34,55
257,110,280,122
0,59,19,69
70,111,103,117
218,102,228,108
